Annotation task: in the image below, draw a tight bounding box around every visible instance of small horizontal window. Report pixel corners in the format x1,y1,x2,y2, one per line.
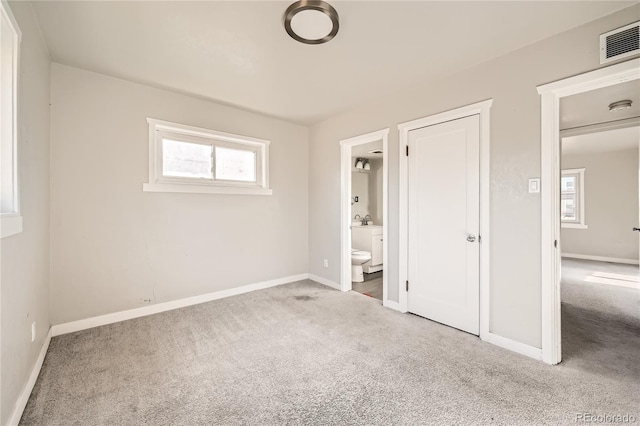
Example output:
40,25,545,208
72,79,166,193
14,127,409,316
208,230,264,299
143,119,271,195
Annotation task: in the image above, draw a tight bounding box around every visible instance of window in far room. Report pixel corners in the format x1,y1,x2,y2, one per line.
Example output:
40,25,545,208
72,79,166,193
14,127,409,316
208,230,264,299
561,168,586,229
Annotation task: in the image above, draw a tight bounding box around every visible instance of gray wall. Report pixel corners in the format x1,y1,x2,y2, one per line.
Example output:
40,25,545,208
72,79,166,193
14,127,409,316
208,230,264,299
1,2,51,424
562,147,639,262
50,64,309,324
308,5,639,348
350,159,383,225
369,159,383,226
351,170,370,220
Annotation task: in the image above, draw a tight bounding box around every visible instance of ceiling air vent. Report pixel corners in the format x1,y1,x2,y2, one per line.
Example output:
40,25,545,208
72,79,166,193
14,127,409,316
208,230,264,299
600,21,640,64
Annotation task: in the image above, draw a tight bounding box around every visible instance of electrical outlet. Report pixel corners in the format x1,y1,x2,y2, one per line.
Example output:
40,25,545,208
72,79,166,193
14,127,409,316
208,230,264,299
323,259,329,268
31,321,36,342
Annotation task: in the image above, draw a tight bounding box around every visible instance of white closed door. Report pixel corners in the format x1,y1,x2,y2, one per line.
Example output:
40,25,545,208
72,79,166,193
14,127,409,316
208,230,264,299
407,115,480,335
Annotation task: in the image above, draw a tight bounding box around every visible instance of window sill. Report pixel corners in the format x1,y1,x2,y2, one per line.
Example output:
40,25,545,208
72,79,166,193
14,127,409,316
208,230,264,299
143,182,273,196
561,223,588,229
1,214,23,238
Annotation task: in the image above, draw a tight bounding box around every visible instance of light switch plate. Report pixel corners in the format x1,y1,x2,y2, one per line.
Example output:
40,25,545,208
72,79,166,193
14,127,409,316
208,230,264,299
528,178,540,193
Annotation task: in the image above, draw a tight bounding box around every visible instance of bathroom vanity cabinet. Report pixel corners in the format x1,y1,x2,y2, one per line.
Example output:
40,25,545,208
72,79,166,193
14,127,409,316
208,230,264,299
352,225,383,273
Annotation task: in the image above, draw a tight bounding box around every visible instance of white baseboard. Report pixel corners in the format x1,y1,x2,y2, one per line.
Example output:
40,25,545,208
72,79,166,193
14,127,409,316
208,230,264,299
8,328,52,426
51,274,309,337
308,274,341,291
562,253,639,265
483,331,542,361
382,299,401,311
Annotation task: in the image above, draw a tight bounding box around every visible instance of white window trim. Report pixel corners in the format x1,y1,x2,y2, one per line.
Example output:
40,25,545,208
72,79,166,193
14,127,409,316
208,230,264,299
1,1,22,239
561,168,587,229
143,118,272,195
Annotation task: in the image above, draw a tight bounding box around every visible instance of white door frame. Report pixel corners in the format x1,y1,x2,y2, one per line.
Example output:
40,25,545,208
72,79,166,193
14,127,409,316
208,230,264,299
537,58,640,365
398,99,492,341
339,129,390,304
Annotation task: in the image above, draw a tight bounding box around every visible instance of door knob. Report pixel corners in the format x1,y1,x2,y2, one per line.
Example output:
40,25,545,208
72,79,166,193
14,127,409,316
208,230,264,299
634,227,640,232
467,234,476,242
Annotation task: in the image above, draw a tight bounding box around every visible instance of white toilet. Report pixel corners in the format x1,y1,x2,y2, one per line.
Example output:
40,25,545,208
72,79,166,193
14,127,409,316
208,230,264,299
351,249,371,283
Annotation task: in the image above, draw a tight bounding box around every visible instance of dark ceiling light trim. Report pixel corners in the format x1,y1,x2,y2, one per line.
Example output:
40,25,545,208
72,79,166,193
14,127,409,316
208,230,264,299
284,0,339,45
608,99,633,112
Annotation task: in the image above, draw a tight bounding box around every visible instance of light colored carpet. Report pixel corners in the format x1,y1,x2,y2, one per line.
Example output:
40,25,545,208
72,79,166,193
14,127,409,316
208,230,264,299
21,279,639,425
561,258,640,381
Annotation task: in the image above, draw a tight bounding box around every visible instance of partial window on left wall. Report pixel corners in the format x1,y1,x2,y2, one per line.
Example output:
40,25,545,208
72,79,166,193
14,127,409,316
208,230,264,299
1,2,22,238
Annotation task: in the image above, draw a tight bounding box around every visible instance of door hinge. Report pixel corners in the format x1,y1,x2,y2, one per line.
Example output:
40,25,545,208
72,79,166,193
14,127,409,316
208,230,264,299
406,280,409,291
406,145,409,156
554,240,558,248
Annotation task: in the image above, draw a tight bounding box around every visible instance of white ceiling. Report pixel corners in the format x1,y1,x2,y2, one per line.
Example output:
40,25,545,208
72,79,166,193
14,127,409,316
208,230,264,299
561,80,640,130
562,126,640,155
31,1,635,125
352,140,383,159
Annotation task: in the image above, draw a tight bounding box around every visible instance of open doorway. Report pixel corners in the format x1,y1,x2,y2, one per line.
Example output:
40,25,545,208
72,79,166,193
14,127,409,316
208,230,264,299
559,82,639,374
350,142,384,299
339,129,389,305
538,58,640,365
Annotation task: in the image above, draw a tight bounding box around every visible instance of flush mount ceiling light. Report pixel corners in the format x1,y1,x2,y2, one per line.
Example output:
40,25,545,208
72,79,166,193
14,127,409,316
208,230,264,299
284,0,339,45
609,99,633,112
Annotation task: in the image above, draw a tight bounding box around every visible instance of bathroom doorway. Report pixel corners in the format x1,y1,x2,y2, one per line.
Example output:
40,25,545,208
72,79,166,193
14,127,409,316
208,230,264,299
351,142,384,300
339,129,389,305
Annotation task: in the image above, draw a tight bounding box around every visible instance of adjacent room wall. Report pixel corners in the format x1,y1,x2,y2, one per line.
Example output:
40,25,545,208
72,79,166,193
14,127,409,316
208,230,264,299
308,5,639,348
351,170,369,220
369,159,383,226
350,159,383,225
561,146,639,262
1,2,51,424
50,63,309,324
